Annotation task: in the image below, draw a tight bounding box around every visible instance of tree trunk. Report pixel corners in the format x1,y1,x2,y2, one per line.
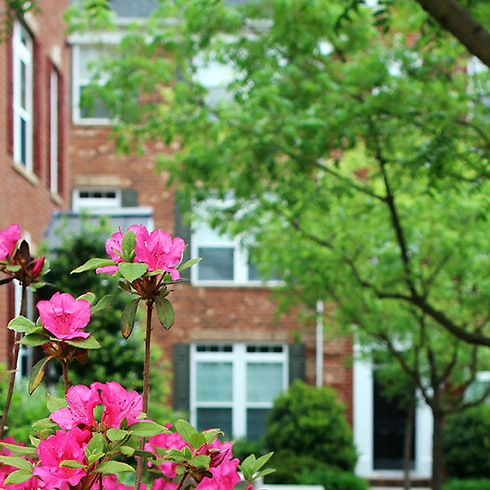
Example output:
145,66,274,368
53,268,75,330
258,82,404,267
431,410,446,490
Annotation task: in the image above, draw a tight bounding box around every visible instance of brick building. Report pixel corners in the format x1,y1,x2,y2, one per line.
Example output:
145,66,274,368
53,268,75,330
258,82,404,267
0,0,433,484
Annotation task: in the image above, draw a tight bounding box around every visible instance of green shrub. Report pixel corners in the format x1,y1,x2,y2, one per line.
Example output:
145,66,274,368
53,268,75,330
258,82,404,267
0,366,50,443
443,404,490,479
299,467,369,490
265,450,328,484
265,380,357,481
232,438,266,463
443,479,490,490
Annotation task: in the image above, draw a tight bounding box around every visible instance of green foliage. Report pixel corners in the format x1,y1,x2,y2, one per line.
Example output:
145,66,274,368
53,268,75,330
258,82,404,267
231,438,266,464
265,381,357,474
443,479,490,490
443,404,490,479
0,366,50,443
299,467,369,490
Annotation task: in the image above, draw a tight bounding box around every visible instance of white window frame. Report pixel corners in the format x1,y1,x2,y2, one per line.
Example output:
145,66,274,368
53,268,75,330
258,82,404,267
50,69,60,194
190,342,288,439
12,21,33,172
72,188,122,212
71,44,113,125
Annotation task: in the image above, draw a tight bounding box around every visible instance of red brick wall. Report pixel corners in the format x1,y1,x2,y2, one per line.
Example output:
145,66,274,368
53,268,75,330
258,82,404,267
0,0,70,365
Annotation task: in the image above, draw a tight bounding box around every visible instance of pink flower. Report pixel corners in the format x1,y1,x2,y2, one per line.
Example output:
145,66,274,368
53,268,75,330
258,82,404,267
134,229,186,279
146,429,188,479
32,428,89,490
96,225,186,280
50,384,101,430
95,381,143,429
37,292,91,340
0,223,20,261
96,224,149,274
151,479,178,490
30,255,45,278
50,382,144,431
93,475,143,489
196,457,242,490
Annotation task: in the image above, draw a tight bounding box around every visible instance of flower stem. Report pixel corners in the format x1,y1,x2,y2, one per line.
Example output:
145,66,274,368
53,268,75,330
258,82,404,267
0,283,27,437
176,471,189,490
135,299,154,490
62,360,70,394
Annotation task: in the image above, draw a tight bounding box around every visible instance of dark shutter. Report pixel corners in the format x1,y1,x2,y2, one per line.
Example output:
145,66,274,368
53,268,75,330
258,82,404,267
174,192,192,280
173,343,190,412
121,189,138,207
288,343,306,384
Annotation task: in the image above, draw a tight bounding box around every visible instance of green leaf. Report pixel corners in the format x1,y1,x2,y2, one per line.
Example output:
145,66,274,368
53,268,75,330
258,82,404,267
28,356,53,394
0,456,33,471
60,460,86,469
133,449,158,459
71,258,116,274
91,294,113,313
19,333,51,346
29,436,40,447
202,428,223,444
0,442,37,457
252,452,274,473
107,428,129,442
77,292,96,304
96,461,135,474
190,432,206,449
177,257,201,271
121,230,137,262
121,298,140,339
128,421,168,437
189,454,210,469
32,418,58,430
47,393,68,412
118,262,147,283
85,433,105,460
65,335,101,349
175,419,197,445
3,469,33,485
7,316,36,333
155,296,175,330
120,446,135,456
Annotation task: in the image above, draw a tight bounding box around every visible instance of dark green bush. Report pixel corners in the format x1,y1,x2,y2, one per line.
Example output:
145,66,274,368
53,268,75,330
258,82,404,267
232,438,266,463
299,467,369,490
265,380,357,480
265,450,328,484
443,479,490,490
443,404,490,479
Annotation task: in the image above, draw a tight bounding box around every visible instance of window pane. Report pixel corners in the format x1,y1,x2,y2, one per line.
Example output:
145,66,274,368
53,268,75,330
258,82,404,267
198,247,234,281
247,408,269,441
20,118,27,165
197,408,232,436
196,362,233,402
247,363,283,403
21,61,27,109
80,85,111,119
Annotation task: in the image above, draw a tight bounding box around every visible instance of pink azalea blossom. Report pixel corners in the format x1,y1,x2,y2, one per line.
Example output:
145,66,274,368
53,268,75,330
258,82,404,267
0,223,21,261
32,428,89,490
94,381,144,429
96,225,185,280
146,428,188,479
49,384,101,430
151,479,178,490
134,229,186,279
96,224,148,274
36,292,91,340
50,382,144,431
196,457,242,490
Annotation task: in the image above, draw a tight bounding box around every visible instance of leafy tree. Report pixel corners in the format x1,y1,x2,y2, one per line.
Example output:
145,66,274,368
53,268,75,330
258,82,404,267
68,1,490,488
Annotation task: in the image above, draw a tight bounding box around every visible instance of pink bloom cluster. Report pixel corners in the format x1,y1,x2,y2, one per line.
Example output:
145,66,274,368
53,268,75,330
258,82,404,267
96,225,186,280
0,224,20,262
50,382,143,431
146,427,245,490
37,292,91,340
0,437,38,489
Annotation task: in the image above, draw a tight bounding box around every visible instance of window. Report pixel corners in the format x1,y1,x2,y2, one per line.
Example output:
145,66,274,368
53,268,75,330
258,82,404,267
72,44,113,123
72,188,122,211
191,221,279,286
190,343,288,440
49,68,60,194
12,21,33,171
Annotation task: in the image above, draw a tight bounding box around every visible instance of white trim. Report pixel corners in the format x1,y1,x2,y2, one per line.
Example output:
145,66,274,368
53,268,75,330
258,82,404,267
12,21,34,172
72,188,122,211
50,69,59,194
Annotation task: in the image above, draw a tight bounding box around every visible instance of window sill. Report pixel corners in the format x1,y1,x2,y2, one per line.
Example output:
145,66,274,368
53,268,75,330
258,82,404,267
50,192,63,206
72,117,113,126
13,162,39,186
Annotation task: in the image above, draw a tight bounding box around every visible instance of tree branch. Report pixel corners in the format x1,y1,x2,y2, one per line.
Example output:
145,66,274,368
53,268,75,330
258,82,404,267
413,0,490,68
